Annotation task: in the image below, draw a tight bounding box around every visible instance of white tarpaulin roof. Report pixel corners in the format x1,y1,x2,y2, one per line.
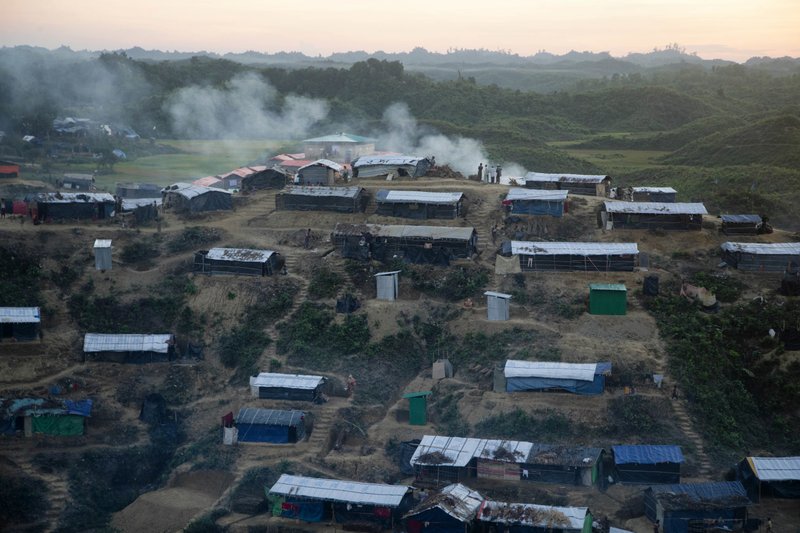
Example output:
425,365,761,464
509,241,638,256
479,501,588,529
83,333,172,353
121,198,162,210
249,373,324,390
269,474,410,507
632,187,677,193
94,239,112,248
298,159,344,172
604,201,707,215
524,172,608,183
283,186,362,198
205,248,275,263
410,435,533,467
505,188,568,201
377,190,463,204
747,457,800,481
165,182,231,199
484,291,512,299
721,242,800,255
334,223,475,241
0,307,41,324
38,192,115,203
354,155,425,167
504,360,598,382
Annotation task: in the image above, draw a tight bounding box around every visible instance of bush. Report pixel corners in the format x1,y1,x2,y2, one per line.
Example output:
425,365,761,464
121,239,161,264
0,474,49,526
689,271,744,303
308,266,344,299
0,245,41,306
475,408,574,442
607,396,664,435
406,264,489,301
167,226,221,253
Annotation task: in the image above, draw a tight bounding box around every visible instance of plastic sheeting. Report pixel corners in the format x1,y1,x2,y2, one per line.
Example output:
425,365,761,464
613,445,684,465
31,414,84,436
506,375,605,395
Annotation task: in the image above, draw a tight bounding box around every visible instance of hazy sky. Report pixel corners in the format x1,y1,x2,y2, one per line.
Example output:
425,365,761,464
4,0,799,61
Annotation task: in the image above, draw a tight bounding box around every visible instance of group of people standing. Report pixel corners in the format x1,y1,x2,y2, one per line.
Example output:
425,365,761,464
477,163,502,184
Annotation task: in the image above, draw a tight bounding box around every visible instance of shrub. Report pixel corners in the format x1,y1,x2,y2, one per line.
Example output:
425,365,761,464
167,226,222,253
475,408,574,442
121,239,161,264
0,474,49,526
308,266,344,299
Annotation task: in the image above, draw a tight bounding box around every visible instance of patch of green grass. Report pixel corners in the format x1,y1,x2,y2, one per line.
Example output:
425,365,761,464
475,408,574,442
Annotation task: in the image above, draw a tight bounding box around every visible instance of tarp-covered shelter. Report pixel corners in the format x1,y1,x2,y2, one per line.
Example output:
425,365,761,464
485,291,511,321
504,360,606,395
644,482,750,533
249,372,325,401
120,197,160,223
333,223,478,265
276,186,367,213
31,192,115,221
296,159,343,186
192,176,222,188
601,202,707,230
721,215,763,235
269,474,413,527
83,333,175,363
241,166,288,191
589,283,627,315
375,270,400,301
736,456,800,502
504,188,568,217
352,155,433,178
375,189,464,219
501,241,638,272
116,182,161,199
0,160,21,178
162,182,232,213
61,173,94,191
0,307,40,341
404,483,483,533
216,165,269,190
720,242,800,272
94,239,112,271
612,445,684,484
478,501,592,533
632,187,677,203
194,247,283,276
523,172,611,197
236,407,305,443
302,133,375,162
1,398,92,437
522,444,604,487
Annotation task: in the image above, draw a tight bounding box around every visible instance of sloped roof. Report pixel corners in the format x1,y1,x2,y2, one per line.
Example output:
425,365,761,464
192,176,222,187
376,190,463,204
0,307,41,324
604,201,707,215
406,483,484,522
526,443,603,467
484,291,512,299
525,172,609,184
508,241,638,256
93,239,112,248
37,192,115,203
283,186,362,198
298,159,344,172
303,133,375,143
504,360,598,382
589,283,627,292
249,372,325,390
720,242,800,255
353,155,426,167
632,187,677,193
334,223,475,242
720,214,762,224
478,501,588,529
205,248,275,263
411,435,533,467
648,481,749,511
236,407,304,427
505,188,569,201
747,456,800,481
612,445,684,465
121,198,162,210
83,333,173,353
164,182,231,200
269,474,410,507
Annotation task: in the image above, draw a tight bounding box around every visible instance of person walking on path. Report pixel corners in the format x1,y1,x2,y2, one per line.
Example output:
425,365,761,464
477,163,483,182
304,228,312,249
496,165,502,183
0,198,6,219
491,224,498,245
671,385,678,400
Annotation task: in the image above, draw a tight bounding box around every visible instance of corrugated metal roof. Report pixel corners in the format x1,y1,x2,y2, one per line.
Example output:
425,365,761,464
94,239,112,248
485,291,512,299
374,270,402,277
117,182,161,191
747,456,800,481
0,307,41,324
527,444,603,466
303,133,375,143
525,172,609,184
376,189,463,204
334,223,475,242
505,188,569,201
721,242,800,255
63,173,94,182
121,197,162,210
37,192,115,203
648,481,749,510
406,483,484,522
298,159,344,172
269,474,409,507
164,182,231,200
354,155,426,167
604,201,707,215
509,241,639,256
236,407,304,427
249,372,325,390
632,187,677,193
612,445,684,465
478,501,587,529
720,214,762,224
205,248,275,263
283,186,362,198
411,435,533,467
589,283,627,292
504,360,598,382
192,176,222,187
83,333,173,353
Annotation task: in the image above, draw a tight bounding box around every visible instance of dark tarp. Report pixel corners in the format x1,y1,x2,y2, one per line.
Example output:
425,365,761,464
506,374,605,395
613,446,683,484
336,294,361,314
509,199,565,217
256,386,318,401
140,394,167,425
281,499,327,522
405,507,468,533
399,440,420,475
644,275,660,296
644,481,749,533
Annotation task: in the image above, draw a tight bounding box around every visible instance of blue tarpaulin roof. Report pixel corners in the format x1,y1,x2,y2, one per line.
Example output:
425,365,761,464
63,399,93,417
613,445,684,464
648,481,749,509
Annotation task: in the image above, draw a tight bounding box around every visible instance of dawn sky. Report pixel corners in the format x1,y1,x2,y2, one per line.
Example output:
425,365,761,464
4,0,799,61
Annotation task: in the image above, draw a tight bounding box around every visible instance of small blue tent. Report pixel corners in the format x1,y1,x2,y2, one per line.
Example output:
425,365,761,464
236,408,305,443
612,445,684,484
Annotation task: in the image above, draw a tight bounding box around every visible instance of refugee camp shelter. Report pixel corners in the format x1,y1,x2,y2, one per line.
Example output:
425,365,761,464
478,501,592,533
404,483,483,533
61,173,94,191
94,239,112,271
269,474,413,527
333,223,478,265
275,186,367,213
0,307,40,341
601,202,707,230
644,482,750,533
249,372,325,401
403,391,432,425
523,444,604,487
0,398,93,437
721,215,763,235
375,270,401,301
162,182,232,213
31,192,115,221
375,190,463,219
589,284,627,315
432,359,454,380
235,407,306,443
485,291,512,321
631,187,677,203
737,456,800,502
523,172,611,196
120,197,160,223
83,333,175,363
302,133,375,162
216,166,269,190
192,176,222,188
503,360,606,395
720,242,800,272
500,241,639,272
0,160,20,178
296,159,343,185
115,182,161,199
240,167,288,191
352,155,433,178
612,445,684,484
504,188,568,217
193,248,283,277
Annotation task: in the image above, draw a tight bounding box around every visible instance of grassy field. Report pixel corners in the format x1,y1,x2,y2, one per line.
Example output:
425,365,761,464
553,146,670,173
